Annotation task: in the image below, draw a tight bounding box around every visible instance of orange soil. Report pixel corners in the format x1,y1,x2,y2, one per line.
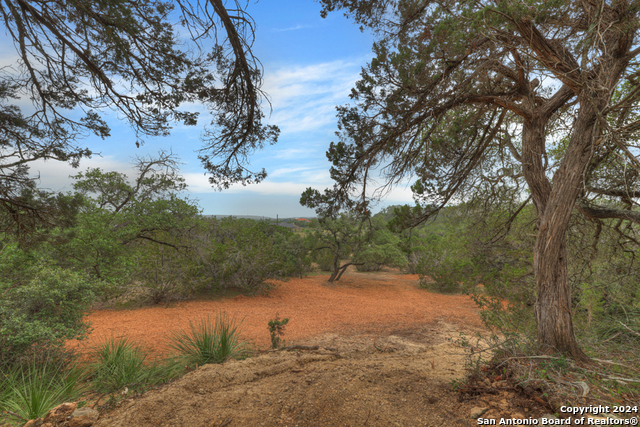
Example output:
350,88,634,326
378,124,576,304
70,272,484,359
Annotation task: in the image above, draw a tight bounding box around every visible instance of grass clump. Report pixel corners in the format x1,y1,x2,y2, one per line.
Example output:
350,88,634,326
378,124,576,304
168,313,251,369
0,359,84,422
89,336,166,394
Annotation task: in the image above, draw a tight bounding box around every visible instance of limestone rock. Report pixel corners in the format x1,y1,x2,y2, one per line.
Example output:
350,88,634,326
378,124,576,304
44,402,77,424
470,407,489,419
69,407,100,427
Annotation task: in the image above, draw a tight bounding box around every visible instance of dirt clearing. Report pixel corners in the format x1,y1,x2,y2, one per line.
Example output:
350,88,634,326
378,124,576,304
71,272,484,357
74,272,547,427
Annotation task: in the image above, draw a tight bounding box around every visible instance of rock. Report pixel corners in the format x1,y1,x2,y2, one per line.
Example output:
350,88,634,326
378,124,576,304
483,409,499,419
22,420,43,427
498,398,509,410
44,402,78,424
68,407,100,427
69,418,95,427
470,407,489,419
512,413,525,419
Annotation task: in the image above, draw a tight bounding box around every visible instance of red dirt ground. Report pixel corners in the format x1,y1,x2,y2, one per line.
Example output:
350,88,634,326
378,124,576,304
70,271,484,359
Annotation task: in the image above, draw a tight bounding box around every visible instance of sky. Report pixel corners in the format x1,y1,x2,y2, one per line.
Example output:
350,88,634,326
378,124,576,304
12,0,416,218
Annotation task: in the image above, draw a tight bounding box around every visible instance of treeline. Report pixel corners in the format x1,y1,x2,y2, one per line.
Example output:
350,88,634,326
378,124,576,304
0,156,310,367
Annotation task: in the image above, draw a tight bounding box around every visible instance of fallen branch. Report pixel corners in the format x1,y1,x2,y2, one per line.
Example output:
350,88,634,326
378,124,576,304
282,345,319,351
591,358,637,371
3,410,27,421
617,321,640,337
603,375,640,384
601,332,622,343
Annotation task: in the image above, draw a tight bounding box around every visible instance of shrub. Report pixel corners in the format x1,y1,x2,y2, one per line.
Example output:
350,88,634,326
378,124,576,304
0,247,97,366
314,248,335,272
267,315,289,349
355,243,407,272
195,219,303,293
132,242,201,304
168,313,251,368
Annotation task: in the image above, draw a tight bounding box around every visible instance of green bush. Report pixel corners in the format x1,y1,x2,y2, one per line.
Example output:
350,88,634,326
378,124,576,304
314,248,335,272
195,219,305,293
355,243,407,272
413,237,475,293
168,313,251,368
0,247,97,365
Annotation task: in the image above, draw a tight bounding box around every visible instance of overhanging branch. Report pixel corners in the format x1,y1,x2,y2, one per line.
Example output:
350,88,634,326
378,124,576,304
577,201,640,224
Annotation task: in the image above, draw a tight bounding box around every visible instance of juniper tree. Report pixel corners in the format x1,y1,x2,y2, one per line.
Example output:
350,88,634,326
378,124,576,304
318,0,640,361
0,0,278,232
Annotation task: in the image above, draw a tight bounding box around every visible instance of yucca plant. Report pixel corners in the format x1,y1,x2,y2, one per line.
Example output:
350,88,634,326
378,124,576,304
168,313,251,369
0,360,84,422
89,336,161,394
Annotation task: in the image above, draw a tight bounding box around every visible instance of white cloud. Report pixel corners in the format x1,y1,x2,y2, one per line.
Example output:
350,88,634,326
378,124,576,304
272,24,313,33
28,156,137,192
262,59,365,134
269,166,316,178
184,165,332,196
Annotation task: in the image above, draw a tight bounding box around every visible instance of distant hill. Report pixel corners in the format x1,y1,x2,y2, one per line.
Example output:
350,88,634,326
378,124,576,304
203,215,315,221
203,215,272,220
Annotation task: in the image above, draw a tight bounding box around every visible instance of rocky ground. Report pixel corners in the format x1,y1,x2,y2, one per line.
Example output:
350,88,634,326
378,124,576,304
89,324,554,427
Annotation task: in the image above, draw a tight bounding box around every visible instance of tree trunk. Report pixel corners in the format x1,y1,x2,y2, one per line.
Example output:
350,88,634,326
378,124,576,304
533,237,588,360
328,251,341,282
522,107,597,362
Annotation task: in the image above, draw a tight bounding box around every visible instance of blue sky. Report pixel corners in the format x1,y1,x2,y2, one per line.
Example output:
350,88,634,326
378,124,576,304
20,0,415,217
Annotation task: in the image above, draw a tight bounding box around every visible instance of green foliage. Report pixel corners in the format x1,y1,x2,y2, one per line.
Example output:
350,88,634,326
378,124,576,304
195,218,305,293
355,243,407,271
267,316,290,349
168,313,251,369
0,359,84,422
0,245,97,366
409,213,476,293
52,158,201,289
89,336,165,394
355,215,407,271
132,239,201,304
314,248,336,272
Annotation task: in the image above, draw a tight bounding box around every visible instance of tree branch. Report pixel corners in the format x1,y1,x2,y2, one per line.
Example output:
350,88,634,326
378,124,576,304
577,201,640,224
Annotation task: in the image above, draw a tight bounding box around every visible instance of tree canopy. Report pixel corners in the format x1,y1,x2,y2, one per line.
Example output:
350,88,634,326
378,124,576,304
0,0,278,230
319,0,640,360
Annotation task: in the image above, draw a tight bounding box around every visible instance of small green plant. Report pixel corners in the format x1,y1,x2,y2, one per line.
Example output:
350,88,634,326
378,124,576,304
267,315,289,349
169,313,251,368
0,359,84,422
89,336,161,394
